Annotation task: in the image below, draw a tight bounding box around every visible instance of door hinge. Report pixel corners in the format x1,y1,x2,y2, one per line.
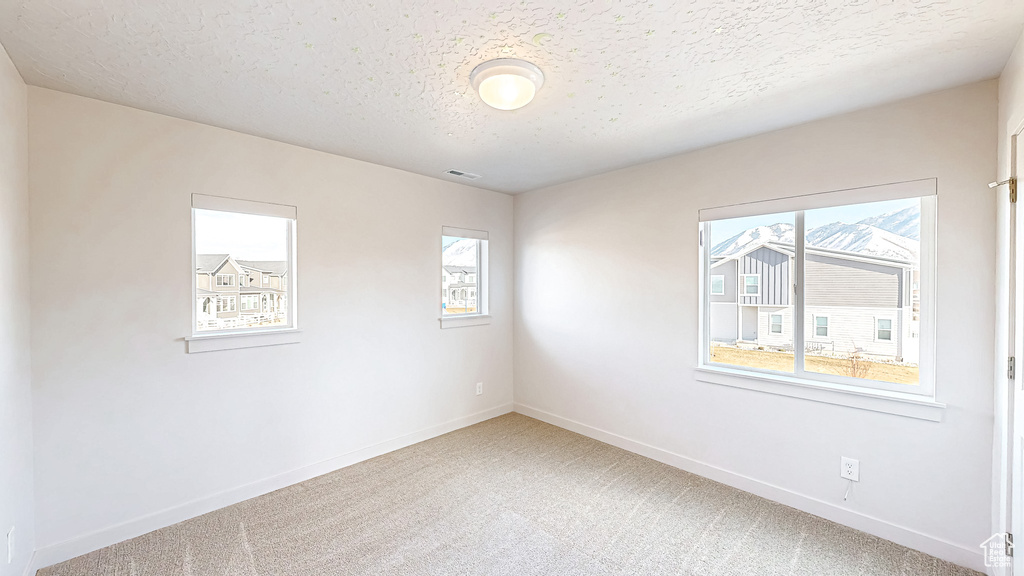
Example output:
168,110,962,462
1010,356,1016,380
1008,532,1014,557
990,178,1018,203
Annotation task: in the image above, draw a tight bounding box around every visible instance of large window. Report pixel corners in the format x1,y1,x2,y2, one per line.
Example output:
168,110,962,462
700,180,935,396
192,194,296,337
441,226,489,327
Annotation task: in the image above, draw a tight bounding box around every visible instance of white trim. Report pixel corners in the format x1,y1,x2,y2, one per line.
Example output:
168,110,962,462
28,404,514,572
741,274,760,295
770,313,784,334
710,274,725,295
439,314,492,329
511,403,979,572
875,316,894,342
442,226,488,241
192,193,296,219
695,365,944,421
20,551,36,576
185,329,301,353
698,178,936,221
215,273,235,287
813,314,830,338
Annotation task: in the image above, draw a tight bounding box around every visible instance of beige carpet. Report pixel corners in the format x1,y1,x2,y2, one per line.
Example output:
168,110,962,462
39,413,979,576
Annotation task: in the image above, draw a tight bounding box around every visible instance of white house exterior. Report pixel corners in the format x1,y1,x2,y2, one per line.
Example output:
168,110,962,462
442,265,477,313
196,254,288,330
709,241,919,363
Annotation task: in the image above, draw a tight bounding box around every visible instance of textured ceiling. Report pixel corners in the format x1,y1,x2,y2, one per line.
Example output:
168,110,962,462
1,1,1022,193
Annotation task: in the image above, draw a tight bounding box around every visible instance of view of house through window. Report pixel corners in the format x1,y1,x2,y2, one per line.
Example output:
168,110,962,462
194,207,293,333
704,195,925,389
442,235,480,315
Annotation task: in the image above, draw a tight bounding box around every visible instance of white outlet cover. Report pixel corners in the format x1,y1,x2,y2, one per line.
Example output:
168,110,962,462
476,382,483,395
841,457,860,482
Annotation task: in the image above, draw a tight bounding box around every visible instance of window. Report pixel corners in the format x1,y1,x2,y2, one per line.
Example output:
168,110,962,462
441,226,489,328
813,315,829,338
710,275,725,295
700,179,935,398
877,318,893,341
262,274,270,286
742,275,760,295
191,194,297,351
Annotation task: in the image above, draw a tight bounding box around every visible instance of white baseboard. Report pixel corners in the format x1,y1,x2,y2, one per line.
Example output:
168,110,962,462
19,552,37,576
513,402,985,573
27,403,514,574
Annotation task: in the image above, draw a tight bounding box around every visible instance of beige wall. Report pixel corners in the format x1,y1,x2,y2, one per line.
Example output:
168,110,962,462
28,87,515,563
0,43,33,576
514,81,996,570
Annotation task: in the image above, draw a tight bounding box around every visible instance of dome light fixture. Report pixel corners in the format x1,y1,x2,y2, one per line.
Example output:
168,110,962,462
470,58,545,111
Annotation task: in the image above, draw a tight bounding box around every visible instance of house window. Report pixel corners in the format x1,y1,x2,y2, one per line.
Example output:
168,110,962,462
741,275,760,295
814,316,829,338
877,318,893,341
710,275,725,295
441,226,489,327
192,194,296,340
700,179,935,396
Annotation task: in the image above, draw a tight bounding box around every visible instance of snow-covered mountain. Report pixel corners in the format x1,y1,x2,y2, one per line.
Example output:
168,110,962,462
856,205,920,240
806,222,918,260
710,224,794,257
442,238,478,267
711,205,920,261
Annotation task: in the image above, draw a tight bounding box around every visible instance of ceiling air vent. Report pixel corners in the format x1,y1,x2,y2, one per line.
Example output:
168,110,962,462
445,169,482,181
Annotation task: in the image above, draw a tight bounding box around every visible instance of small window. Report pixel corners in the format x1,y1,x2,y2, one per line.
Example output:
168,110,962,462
770,314,783,334
814,316,829,338
441,226,489,325
710,275,725,295
742,275,760,295
192,194,296,336
877,318,893,341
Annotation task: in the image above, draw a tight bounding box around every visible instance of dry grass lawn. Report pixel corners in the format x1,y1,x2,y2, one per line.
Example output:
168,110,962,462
709,346,919,385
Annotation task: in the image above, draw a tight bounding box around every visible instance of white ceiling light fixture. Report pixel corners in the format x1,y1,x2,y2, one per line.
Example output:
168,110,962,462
470,58,545,111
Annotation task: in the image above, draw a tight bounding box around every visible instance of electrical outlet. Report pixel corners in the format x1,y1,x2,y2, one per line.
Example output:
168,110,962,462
841,457,860,482
476,382,483,395
7,526,13,564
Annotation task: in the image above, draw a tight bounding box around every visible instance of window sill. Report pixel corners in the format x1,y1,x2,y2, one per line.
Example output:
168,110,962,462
185,329,302,353
694,365,945,422
439,314,492,329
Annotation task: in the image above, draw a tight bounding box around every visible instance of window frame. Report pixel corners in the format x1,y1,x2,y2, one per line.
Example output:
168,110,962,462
769,313,783,334
812,315,829,338
696,179,939,414
216,273,235,287
740,274,760,296
440,226,490,329
875,317,894,342
187,194,300,353
710,275,725,295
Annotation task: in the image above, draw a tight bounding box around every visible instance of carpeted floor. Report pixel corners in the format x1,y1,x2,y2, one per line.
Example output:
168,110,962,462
39,413,979,576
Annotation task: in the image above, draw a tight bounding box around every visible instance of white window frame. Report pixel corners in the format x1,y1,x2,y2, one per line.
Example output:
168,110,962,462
216,274,235,287
696,179,942,421
187,194,301,353
217,295,237,313
710,275,725,295
770,314,783,334
741,274,760,296
440,226,490,329
812,315,829,338
875,317,894,342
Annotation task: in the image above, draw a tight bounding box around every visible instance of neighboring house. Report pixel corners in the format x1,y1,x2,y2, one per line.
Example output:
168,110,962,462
442,265,477,312
196,254,288,330
709,241,919,362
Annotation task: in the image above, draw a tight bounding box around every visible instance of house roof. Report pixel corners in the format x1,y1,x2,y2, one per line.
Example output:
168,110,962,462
196,254,230,274
236,260,288,275
240,286,285,294
443,265,476,274
710,241,915,270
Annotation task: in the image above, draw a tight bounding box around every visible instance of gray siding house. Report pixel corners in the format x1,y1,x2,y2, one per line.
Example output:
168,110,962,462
709,242,919,362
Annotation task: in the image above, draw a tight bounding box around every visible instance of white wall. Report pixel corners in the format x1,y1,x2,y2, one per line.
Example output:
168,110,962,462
0,43,33,576
514,81,996,571
27,88,514,565
992,28,1024,576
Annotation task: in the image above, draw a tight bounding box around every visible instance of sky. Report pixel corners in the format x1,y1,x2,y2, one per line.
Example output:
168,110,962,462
709,197,918,246
194,209,289,260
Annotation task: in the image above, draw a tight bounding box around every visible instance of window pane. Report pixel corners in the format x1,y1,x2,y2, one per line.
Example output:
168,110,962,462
442,236,478,315
706,212,795,373
711,276,724,295
195,209,290,332
803,198,920,385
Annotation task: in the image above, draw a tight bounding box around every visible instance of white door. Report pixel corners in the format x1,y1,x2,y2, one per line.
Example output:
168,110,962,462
1008,131,1023,575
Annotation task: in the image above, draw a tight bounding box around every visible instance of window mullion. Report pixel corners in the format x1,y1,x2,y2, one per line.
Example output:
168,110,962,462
794,211,806,377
